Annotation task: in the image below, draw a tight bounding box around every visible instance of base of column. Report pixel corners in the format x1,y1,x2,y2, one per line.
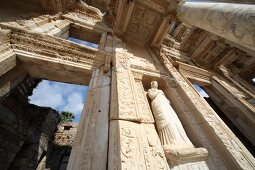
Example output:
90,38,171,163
164,146,208,165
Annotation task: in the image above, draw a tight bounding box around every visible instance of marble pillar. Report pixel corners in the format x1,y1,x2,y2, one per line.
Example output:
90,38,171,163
210,76,255,146
158,51,255,169
177,2,255,51
67,66,111,170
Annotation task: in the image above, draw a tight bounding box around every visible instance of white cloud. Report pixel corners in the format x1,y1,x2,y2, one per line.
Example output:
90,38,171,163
62,92,84,115
29,80,65,108
29,80,88,121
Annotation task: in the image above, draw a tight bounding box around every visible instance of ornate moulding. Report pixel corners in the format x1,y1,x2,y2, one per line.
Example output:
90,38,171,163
160,45,190,64
132,71,177,89
177,62,213,86
8,29,108,70
0,44,12,55
130,65,169,77
62,10,109,32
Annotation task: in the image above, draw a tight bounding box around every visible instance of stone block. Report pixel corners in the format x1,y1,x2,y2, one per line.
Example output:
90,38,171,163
108,120,169,170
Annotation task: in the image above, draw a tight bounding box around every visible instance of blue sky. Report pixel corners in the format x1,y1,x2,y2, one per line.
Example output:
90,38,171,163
68,37,98,49
29,80,88,122
193,84,209,97
29,37,97,122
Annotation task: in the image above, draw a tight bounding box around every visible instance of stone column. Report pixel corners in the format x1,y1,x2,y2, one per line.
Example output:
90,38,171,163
207,76,255,146
177,2,255,51
158,51,255,169
67,66,111,170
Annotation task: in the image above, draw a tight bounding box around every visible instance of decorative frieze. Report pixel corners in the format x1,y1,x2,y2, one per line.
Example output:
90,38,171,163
178,62,213,85
9,30,107,71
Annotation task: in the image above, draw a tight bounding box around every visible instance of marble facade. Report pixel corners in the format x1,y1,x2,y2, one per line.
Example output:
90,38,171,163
0,0,255,169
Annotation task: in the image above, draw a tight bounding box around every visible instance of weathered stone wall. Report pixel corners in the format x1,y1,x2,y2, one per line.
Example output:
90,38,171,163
37,123,78,170
0,76,60,170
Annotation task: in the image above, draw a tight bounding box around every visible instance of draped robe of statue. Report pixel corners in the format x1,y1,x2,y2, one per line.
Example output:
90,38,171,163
148,82,194,150
148,82,209,169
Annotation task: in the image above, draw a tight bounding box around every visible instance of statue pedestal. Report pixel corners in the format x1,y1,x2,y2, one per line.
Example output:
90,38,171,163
164,146,208,165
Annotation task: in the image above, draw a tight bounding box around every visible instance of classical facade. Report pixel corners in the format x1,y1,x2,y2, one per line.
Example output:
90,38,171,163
0,0,255,169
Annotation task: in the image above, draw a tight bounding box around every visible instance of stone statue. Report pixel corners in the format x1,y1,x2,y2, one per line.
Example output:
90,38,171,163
148,81,193,149
148,81,208,165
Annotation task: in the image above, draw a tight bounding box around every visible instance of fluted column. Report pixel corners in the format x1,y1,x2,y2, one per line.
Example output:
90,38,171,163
177,2,255,51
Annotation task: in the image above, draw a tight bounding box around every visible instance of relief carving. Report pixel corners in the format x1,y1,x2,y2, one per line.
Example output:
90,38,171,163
143,124,169,170
117,74,138,119
9,30,105,70
126,2,162,43
108,121,169,170
134,81,154,123
121,127,144,169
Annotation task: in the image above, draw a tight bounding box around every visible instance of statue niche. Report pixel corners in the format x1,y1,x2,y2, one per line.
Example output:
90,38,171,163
148,81,208,165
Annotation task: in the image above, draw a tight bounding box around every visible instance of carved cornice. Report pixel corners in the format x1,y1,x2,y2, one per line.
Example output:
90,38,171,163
160,45,190,64
73,2,103,21
130,64,169,77
9,30,106,69
177,62,213,85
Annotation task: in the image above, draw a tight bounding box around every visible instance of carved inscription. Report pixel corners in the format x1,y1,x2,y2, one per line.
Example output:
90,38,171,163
142,124,169,170
117,73,138,119
108,120,169,170
121,127,144,169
